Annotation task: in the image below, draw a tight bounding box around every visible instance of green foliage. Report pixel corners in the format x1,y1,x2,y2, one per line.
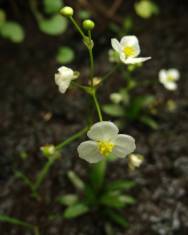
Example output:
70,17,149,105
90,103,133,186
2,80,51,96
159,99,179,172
100,191,135,208
89,160,106,191
0,214,33,229
64,203,89,218
105,209,128,228
103,104,125,117
103,81,158,129
0,21,24,43
39,15,67,35
56,46,75,64
135,0,159,19
57,194,79,206
105,180,136,192
68,171,85,191
44,0,63,14
0,9,6,27
78,10,91,20
57,169,136,227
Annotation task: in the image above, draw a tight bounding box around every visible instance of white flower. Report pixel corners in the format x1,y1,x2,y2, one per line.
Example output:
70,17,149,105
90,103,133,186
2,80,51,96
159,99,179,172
110,93,123,104
54,66,77,94
128,154,144,170
159,69,180,91
111,35,151,64
77,121,136,163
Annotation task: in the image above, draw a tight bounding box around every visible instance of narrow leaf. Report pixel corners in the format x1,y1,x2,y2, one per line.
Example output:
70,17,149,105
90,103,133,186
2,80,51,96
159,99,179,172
0,214,32,229
64,203,89,219
57,194,78,206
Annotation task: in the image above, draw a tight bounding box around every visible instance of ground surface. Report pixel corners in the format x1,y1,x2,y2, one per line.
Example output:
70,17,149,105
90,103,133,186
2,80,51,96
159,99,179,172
0,0,188,234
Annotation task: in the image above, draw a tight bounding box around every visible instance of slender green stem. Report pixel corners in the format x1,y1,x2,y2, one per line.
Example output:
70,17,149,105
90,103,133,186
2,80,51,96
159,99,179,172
34,158,55,192
71,81,89,91
56,127,88,150
29,0,43,22
33,127,88,192
88,30,94,87
69,16,85,38
33,226,41,235
92,90,103,122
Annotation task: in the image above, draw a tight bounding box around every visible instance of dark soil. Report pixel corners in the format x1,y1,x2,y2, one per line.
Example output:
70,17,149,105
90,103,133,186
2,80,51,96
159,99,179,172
0,0,188,234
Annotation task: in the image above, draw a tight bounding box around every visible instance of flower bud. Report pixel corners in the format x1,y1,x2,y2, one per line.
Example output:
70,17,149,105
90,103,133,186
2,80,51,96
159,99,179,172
40,145,56,157
128,154,144,171
60,6,74,17
82,19,95,30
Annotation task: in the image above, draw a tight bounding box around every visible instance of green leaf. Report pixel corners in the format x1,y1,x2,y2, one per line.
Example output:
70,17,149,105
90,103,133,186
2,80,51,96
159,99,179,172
44,0,63,14
140,115,158,129
56,46,75,64
0,214,32,229
123,16,133,32
0,9,6,28
103,104,125,117
64,203,89,219
135,0,159,19
0,21,24,43
39,15,67,35
89,160,106,191
78,10,91,20
105,180,136,192
84,184,97,205
141,95,155,108
68,171,85,191
57,194,78,206
105,210,128,228
100,191,135,208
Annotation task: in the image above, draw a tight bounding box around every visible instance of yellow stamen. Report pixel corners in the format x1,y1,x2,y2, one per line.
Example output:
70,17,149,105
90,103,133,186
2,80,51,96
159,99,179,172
124,46,135,57
167,75,175,82
98,141,114,157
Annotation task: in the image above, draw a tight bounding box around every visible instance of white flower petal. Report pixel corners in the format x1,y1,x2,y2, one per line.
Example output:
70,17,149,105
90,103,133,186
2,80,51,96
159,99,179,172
58,66,74,79
124,57,151,64
159,69,167,83
77,141,103,163
119,53,127,63
120,35,138,46
111,38,122,53
120,35,140,57
168,69,180,81
87,121,119,141
164,82,177,91
58,80,71,93
112,134,136,158
54,73,62,85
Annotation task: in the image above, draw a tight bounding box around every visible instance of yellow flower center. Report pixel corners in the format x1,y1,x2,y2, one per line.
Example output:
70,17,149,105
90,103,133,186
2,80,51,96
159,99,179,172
167,75,175,82
124,46,135,57
98,141,114,157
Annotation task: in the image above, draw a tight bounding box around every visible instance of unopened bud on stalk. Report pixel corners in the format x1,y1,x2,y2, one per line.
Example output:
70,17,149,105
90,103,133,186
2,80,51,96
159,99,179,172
128,154,144,171
40,145,56,157
83,19,95,30
60,6,74,17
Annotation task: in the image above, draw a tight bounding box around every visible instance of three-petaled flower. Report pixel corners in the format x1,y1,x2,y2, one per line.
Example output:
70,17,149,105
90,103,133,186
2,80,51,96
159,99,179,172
159,68,180,91
111,35,151,64
77,121,136,163
54,66,78,94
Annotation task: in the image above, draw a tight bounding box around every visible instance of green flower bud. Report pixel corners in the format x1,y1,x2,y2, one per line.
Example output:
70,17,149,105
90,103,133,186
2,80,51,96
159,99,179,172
60,6,74,17
82,19,95,30
40,145,56,158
